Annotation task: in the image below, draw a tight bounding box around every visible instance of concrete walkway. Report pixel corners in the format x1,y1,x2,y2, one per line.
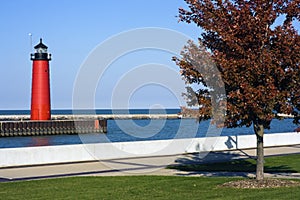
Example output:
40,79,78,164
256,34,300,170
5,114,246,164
0,144,300,182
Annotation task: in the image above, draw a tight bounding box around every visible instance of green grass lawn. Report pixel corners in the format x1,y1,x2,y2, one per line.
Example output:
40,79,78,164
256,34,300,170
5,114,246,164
169,153,300,173
1,154,300,199
0,176,299,200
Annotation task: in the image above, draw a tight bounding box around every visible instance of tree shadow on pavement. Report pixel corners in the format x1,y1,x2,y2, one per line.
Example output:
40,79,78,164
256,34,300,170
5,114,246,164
168,151,297,176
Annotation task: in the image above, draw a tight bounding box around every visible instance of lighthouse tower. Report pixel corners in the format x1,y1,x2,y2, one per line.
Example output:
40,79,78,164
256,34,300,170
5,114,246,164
30,38,52,120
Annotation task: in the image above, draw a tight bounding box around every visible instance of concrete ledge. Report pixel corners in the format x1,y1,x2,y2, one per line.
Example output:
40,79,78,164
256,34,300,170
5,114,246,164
0,132,299,167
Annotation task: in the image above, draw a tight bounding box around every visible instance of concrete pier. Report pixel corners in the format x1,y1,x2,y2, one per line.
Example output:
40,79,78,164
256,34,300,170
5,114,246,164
0,114,181,137
0,119,107,137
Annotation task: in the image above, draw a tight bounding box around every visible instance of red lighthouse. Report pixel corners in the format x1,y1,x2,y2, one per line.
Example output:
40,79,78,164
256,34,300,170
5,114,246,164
30,38,52,120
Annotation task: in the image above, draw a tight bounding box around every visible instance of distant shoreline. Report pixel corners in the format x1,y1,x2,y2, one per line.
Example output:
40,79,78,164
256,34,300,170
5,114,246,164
0,108,181,115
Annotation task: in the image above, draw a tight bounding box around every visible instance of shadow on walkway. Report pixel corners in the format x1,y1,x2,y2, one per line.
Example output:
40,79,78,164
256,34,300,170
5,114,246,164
169,150,298,177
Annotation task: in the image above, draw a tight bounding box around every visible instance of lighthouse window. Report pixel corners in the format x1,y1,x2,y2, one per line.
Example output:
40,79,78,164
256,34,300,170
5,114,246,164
36,48,47,53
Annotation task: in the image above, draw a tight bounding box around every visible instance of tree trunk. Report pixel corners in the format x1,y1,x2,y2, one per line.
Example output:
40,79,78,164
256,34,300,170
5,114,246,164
253,121,264,180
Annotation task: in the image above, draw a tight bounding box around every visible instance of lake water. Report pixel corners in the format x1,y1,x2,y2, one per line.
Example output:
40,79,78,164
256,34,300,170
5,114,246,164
0,109,298,148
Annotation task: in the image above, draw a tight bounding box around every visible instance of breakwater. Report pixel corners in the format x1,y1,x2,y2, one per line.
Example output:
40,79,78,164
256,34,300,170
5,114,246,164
0,114,181,137
0,120,107,137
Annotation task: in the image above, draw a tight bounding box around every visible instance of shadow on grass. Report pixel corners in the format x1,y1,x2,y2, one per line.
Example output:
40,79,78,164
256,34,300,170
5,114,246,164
168,151,297,174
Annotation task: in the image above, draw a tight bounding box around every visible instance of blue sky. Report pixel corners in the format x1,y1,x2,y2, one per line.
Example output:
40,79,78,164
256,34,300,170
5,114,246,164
0,1,298,110
0,0,200,110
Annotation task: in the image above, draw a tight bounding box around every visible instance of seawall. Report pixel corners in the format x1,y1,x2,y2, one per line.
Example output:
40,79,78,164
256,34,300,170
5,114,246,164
0,132,299,167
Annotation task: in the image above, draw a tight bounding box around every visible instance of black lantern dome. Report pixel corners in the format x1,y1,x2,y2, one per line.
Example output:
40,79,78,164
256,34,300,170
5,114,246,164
30,38,51,60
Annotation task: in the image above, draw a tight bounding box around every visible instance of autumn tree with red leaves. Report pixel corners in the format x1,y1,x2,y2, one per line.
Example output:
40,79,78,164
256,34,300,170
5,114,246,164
174,0,300,180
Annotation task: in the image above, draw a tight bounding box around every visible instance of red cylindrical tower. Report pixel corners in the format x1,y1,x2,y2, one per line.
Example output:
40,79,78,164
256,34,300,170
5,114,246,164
30,38,52,120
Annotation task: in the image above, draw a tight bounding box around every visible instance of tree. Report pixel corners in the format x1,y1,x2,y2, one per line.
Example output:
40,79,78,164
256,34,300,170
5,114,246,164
174,0,300,180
